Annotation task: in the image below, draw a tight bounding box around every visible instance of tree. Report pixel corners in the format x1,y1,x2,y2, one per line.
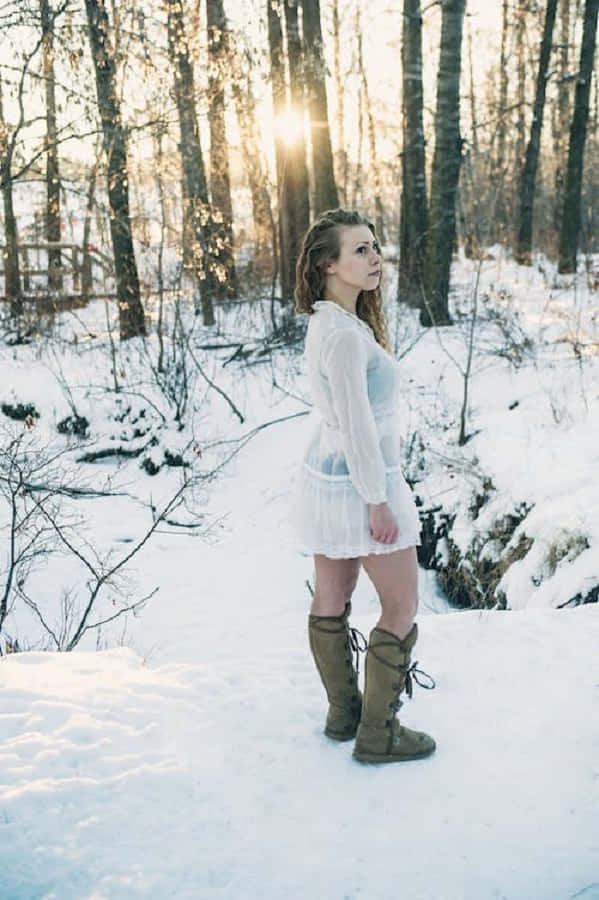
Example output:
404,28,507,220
267,0,310,301
0,75,22,319
552,0,572,233
399,0,427,308
267,0,290,298
283,0,310,291
355,7,385,241
423,0,466,327
515,1,527,170
331,0,347,205
302,0,338,214
493,0,509,234
40,0,62,292
515,0,558,264
558,0,599,272
206,0,238,297
229,36,274,269
166,0,219,325
84,0,145,340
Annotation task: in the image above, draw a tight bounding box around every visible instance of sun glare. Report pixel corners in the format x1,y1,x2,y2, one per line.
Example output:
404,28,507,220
273,107,305,147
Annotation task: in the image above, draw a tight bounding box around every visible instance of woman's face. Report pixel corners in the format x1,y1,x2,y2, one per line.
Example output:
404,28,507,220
325,225,382,294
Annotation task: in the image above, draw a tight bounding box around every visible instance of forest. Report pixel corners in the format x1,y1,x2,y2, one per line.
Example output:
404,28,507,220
0,2,598,896
1,0,596,332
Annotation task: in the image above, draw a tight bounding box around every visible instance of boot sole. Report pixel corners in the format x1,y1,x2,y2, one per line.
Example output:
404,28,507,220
325,727,358,742
352,745,436,763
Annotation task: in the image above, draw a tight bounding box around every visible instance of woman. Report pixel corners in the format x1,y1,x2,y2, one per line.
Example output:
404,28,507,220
293,208,436,764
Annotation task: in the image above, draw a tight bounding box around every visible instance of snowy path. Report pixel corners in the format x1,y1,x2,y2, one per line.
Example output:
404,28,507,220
1,417,598,899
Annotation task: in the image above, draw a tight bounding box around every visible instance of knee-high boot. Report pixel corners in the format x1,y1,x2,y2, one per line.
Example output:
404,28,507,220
353,623,436,763
308,602,366,741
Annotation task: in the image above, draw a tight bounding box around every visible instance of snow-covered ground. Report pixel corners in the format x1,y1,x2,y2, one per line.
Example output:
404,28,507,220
1,249,599,898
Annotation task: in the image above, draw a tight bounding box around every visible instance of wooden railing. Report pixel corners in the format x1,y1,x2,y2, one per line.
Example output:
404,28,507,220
0,242,114,308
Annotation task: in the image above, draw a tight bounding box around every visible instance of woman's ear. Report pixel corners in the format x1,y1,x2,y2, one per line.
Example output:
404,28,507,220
325,261,335,274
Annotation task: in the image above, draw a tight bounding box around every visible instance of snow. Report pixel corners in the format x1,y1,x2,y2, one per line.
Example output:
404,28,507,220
1,482,598,898
1,249,599,897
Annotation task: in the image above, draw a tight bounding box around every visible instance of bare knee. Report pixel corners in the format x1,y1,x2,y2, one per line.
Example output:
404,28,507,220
311,556,360,616
312,573,357,613
360,547,419,638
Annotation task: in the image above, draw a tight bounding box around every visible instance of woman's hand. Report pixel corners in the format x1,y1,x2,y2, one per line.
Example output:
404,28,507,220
368,502,399,544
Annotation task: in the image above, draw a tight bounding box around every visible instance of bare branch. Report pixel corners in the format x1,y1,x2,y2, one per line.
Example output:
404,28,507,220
75,587,158,638
20,588,60,649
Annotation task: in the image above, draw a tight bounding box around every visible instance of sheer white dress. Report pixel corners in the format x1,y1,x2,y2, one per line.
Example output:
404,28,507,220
292,300,422,559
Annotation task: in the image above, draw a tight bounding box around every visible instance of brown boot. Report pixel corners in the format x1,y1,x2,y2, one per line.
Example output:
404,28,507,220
308,602,366,741
353,623,436,763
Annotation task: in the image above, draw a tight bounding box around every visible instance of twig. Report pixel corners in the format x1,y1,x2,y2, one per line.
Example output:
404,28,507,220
20,589,60,649
78,588,158,636
185,340,245,423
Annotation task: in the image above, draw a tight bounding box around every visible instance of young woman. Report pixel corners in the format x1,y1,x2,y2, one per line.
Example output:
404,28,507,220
293,208,436,764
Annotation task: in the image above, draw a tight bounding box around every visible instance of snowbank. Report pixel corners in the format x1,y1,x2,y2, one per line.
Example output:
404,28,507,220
397,250,599,609
1,604,597,899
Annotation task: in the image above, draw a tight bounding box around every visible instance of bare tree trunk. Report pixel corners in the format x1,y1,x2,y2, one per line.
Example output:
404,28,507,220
467,18,478,154
515,0,558,265
41,0,62,292
558,0,599,272
0,77,22,318
302,0,338,215
229,37,273,266
354,84,365,210
422,0,466,327
267,0,290,299
553,0,572,232
166,0,217,324
515,2,527,169
82,152,99,299
497,0,509,168
331,0,347,205
284,0,310,293
593,46,599,131
206,0,237,297
493,0,509,235
355,12,384,240
152,125,167,373
84,0,145,340
399,0,427,307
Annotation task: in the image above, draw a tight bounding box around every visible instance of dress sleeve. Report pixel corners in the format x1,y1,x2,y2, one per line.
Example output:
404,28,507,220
321,327,388,504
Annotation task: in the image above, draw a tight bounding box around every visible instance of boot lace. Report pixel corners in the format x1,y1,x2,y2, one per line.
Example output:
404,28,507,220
348,626,368,674
404,661,436,699
391,661,435,713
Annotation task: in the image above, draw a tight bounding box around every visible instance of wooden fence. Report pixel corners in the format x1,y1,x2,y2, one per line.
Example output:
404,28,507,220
0,242,114,310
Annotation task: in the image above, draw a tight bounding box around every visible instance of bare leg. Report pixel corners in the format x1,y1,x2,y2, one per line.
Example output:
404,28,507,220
311,553,361,616
359,546,419,640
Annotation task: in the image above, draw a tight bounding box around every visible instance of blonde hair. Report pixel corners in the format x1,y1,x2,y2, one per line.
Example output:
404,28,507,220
294,208,391,352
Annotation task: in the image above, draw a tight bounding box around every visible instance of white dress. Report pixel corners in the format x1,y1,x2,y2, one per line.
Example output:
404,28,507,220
292,300,422,559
